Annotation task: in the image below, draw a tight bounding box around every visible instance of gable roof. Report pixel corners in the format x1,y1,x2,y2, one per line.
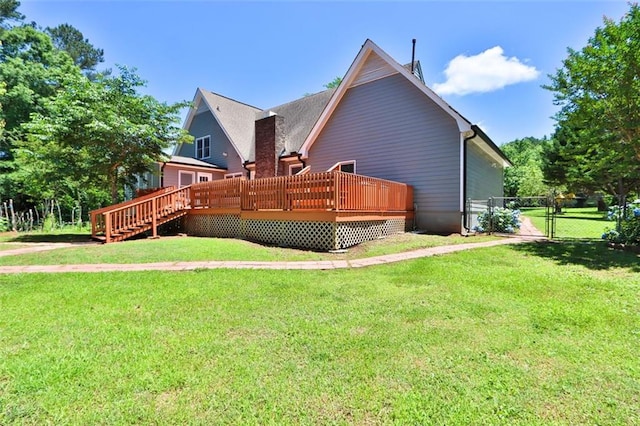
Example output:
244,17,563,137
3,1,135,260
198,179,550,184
179,39,508,168
180,88,261,162
299,39,474,158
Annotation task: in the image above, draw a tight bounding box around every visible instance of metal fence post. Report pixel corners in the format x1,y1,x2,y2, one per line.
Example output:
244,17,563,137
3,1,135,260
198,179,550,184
488,197,494,234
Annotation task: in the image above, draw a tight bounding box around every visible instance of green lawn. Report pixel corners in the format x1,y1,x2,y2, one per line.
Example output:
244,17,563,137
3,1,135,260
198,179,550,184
522,207,611,239
1,242,638,424
0,233,498,266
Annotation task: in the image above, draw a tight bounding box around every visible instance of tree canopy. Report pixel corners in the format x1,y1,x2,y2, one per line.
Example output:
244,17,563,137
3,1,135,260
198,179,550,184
0,0,192,221
544,3,640,199
501,136,549,197
46,23,104,72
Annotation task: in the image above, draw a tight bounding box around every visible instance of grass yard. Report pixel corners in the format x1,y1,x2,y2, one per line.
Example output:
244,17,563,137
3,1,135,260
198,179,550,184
1,242,638,424
0,233,498,266
521,207,611,239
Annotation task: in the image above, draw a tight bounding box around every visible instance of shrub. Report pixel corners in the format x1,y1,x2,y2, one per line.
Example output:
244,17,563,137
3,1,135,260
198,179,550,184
474,207,521,234
603,202,640,245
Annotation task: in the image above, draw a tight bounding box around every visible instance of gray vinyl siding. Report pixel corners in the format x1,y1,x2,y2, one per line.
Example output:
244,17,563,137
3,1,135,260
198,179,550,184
466,141,504,201
178,111,244,174
308,73,462,233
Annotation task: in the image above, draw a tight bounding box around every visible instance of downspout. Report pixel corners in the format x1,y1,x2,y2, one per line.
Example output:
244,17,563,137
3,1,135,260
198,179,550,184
296,153,306,170
242,161,252,179
462,128,477,233
160,161,167,188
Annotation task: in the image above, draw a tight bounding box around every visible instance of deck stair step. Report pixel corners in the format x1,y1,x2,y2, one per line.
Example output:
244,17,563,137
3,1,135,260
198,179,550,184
90,186,191,244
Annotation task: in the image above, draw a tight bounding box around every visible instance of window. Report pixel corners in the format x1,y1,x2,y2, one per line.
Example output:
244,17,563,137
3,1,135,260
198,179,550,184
328,160,356,174
339,161,355,173
289,164,303,176
197,172,212,182
224,172,244,179
195,136,211,159
178,171,195,187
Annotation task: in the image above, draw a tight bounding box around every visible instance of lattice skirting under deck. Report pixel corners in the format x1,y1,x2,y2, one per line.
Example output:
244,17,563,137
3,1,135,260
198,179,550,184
185,214,409,251
185,214,242,238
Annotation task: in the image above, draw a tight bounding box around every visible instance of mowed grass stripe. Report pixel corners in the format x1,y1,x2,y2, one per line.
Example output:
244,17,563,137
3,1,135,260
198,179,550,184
1,243,638,424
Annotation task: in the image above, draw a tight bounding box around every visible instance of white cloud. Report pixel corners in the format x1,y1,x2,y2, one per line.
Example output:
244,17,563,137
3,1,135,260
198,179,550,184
433,46,540,96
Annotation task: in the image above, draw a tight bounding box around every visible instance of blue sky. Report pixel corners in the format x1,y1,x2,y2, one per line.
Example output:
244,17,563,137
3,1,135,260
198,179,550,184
19,0,632,145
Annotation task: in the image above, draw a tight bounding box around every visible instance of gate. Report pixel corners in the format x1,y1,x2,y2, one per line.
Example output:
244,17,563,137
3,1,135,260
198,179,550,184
466,195,624,240
466,196,553,238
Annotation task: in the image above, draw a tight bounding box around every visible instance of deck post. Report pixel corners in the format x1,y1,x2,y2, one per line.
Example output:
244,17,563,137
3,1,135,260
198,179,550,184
152,197,158,238
334,172,340,211
104,213,111,244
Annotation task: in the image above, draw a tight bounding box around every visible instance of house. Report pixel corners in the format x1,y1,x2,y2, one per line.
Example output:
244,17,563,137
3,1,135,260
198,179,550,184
157,39,509,235
105,39,509,248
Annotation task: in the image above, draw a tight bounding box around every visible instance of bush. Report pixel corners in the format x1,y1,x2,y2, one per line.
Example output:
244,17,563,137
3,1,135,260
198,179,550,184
474,207,521,234
602,202,640,245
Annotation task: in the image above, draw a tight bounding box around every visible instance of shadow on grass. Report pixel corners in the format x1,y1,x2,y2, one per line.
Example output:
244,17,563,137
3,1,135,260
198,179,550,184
512,240,640,272
5,233,93,243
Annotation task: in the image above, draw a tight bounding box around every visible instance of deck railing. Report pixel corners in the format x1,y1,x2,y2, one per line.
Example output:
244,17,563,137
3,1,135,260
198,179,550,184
91,186,191,242
92,171,412,243
190,171,412,212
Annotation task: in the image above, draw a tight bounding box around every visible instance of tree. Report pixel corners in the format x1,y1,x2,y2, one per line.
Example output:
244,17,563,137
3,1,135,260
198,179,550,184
501,136,549,197
24,66,192,203
0,82,5,139
544,4,640,199
324,76,342,89
46,23,104,72
0,0,23,29
542,124,640,198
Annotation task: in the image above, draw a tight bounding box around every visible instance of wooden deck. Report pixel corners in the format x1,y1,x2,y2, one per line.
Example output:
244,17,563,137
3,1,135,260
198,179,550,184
91,171,413,243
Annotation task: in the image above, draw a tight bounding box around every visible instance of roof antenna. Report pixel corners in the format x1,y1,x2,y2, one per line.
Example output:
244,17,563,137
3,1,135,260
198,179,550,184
411,39,416,73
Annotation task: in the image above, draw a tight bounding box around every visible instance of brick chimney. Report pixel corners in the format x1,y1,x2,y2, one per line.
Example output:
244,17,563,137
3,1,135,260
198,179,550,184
254,112,285,179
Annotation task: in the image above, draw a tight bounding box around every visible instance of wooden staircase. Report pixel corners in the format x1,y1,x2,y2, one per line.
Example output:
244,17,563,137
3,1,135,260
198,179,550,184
90,186,191,243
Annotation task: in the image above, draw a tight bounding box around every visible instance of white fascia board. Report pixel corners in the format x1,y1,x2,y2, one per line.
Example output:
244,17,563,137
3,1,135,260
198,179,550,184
470,137,511,168
460,133,465,212
173,88,202,155
300,39,472,159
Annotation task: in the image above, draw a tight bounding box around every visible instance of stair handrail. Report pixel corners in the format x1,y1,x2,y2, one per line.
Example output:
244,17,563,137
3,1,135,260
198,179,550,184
91,186,191,241
90,186,177,216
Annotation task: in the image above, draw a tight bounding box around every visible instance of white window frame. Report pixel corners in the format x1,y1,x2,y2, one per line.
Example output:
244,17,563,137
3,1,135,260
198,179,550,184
178,170,196,188
195,135,211,160
197,172,212,183
328,160,356,174
289,163,304,176
224,172,244,179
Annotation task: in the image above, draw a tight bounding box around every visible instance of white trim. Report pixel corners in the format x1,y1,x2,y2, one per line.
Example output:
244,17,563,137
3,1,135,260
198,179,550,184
177,88,251,162
288,163,304,176
197,172,213,182
327,160,356,174
178,170,196,188
195,135,211,160
297,166,311,175
460,133,465,213
299,40,472,159
224,172,244,179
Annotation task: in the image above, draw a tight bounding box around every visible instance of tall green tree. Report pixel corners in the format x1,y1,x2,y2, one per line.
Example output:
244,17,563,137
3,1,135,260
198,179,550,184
501,136,549,197
0,0,22,29
544,3,640,198
24,66,192,203
45,23,104,72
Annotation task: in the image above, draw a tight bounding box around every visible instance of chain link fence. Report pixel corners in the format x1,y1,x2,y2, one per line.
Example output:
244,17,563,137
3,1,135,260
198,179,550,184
466,195,632,240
